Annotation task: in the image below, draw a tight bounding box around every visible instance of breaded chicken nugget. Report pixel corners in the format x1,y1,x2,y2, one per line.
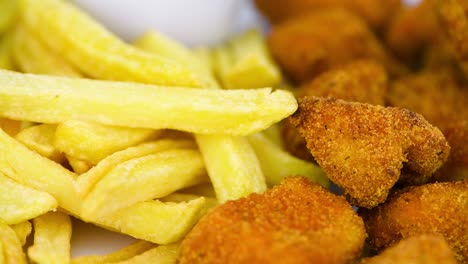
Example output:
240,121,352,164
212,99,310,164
436,0,468,75
268,9,405,83
360,234,457,264
254,0,401,30
360,180,468,263
180,176,366,264
387,70,467,180
289,97,450,208
385,0,443,64
283,60,388,161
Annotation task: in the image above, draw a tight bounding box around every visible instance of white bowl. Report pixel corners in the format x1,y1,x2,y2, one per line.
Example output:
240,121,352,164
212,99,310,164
73,0,244,46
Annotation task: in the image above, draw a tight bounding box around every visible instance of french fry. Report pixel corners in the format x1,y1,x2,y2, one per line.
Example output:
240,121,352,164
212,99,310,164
10,221,32,246
71,240,154,264
248,132,330,187
0,173,57,225
21,0,201,87
28,212,72,264
0,70,297,136
161,193,218,209
76,139,196,198
0,36,14,70
0,0,18,35
54,120,160,165
180,183,216,198
81,149,208,218
0,222,27,264
67,156,92,175
15,124,65,163
0,128,80,215
10,24,82,77
115,243,180,264
262,123,284,148
212,29,282,89
92,198,208,244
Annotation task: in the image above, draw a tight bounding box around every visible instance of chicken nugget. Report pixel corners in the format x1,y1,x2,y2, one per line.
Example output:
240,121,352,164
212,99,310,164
360,180,468,263
360,234,457,264
268,9,405,84
254,0,401,30
180,176,366,264
289,97,450,208
283,60,388,161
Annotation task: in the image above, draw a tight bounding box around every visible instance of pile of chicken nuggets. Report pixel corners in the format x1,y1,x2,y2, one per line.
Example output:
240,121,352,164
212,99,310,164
180,0,467,263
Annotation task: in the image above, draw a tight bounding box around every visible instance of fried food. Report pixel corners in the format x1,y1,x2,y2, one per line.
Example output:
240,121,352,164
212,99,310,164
289,97,450,208
180,176,366,264
254,0,401,30
283,59,388,161
360,180,468,263
360,234,457,264
387,69,468,180
268,8,405,83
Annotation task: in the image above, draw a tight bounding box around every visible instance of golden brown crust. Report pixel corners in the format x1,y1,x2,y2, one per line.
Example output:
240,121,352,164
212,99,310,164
268,9,406,83
360,234,457,264
289,97,450,208
360,180,468,263
180,176,366,264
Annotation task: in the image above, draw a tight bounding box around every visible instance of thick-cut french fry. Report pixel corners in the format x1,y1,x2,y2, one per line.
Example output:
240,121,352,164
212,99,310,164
67,156,92,175
0,118,21,136
21,0,201,87
213,29,282,89
161,193,218,209
0,70,297,136
28,212,72,264
15,124,65,163
93,198,207,244
70,240,154,264
54,120,160,165
0,173,57,225
0,0,18,35
0,128,80,215
10,24,82,77
248,132,330,187
76,139,196,198
115,243,180,264
0,222,27,264
82,149,208,218
196,135,267,202
10,221,32,246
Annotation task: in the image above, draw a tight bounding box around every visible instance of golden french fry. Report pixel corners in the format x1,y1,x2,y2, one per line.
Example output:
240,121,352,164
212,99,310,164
213,29,282,89
115,243,180,264
161,193,218,209
0,0,18,35
28,212,72,264
54,120,160,165
21,0,201,87
76,139,196,198
15,124,65,163
0,118,21,136
248,132,330,187
0,70,297,136
0,128,80,215
10,24,82,77
10,221,32,246
81,149,208,218
0,222,27,264
0,173,57,225
196,135,267,202
93,198,208,244
70,240,154,264
67,156,92,175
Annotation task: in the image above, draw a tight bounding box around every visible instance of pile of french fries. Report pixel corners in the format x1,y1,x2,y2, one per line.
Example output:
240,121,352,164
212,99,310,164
0,0,329,263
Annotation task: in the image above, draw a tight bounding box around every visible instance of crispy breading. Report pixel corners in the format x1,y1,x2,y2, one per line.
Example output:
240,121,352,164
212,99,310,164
289,97,450,208
268,9,406,83
360,180,468,263
254,0,401,30
283,60,388,161
180,176,366,264
387,70,467,180
360,234,457,264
